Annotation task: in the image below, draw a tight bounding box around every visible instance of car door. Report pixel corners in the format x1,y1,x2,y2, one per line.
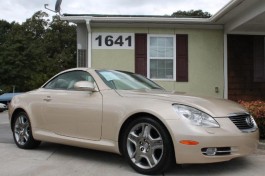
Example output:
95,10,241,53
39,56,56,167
41,70,102,140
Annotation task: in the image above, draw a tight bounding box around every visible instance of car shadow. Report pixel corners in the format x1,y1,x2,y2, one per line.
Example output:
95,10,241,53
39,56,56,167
37,142,255,176
39,142,125,164
38,142,140,174
166,157,252,175
0,124,14,144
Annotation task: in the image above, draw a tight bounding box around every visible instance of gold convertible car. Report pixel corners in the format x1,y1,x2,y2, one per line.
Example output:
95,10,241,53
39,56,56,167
9,68,259,175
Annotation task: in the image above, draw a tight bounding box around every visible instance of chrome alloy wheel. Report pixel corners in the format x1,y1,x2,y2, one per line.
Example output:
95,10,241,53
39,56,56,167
14,114,30,145
127,123,164,169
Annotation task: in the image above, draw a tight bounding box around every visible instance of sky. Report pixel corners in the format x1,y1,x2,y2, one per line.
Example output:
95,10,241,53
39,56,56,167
0,0,231,23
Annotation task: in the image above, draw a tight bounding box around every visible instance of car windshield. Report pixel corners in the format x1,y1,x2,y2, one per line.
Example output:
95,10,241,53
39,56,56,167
97,70,163,90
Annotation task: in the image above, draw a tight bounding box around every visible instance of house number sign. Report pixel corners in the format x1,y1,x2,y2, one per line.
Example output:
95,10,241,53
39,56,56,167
92,33,134,49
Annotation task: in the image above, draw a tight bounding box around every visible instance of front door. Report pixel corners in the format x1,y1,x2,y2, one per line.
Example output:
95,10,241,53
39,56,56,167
40,70,102,140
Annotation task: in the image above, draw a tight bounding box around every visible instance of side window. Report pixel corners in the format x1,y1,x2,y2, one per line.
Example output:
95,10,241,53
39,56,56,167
148,35,175,80
44,71,95,90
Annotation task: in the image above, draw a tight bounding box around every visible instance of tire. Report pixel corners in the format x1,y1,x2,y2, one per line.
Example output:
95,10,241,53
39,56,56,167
122,117,174,175
12,111,41,149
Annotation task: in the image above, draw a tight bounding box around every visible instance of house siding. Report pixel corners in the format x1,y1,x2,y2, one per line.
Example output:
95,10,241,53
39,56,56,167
91,27,224,98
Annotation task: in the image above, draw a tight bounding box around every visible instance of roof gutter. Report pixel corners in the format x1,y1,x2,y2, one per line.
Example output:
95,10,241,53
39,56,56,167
90,16,210,23
60,0,245,25
61,16,92,23
210,0,245,23
61,15,211,24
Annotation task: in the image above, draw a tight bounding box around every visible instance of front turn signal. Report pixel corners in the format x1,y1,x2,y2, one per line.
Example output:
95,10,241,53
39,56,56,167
179,140,199,145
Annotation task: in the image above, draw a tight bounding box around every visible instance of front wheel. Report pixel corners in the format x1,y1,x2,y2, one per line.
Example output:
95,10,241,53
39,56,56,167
12,111,41,149
122,117,174,175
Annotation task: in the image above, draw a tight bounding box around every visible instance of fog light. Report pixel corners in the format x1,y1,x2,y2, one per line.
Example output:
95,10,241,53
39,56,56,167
205,147,217,156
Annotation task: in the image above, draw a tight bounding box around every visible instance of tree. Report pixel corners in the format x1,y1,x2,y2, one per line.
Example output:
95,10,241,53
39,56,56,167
44,15,76,75
0,11,76,92
171,10,212,18
0,20,13,45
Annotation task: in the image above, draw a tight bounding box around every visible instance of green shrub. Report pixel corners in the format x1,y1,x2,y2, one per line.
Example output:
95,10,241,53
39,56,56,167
238,100,265,139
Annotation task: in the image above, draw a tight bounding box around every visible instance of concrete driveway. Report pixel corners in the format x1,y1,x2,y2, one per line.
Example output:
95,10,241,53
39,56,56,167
1,111,265,176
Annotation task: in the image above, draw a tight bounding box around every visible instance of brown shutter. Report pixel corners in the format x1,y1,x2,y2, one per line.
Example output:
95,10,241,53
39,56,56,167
253,36,265,82
176,34,188,82
135,34,147,76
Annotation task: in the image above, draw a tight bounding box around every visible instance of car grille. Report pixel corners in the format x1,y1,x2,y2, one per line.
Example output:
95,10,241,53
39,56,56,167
228,114,255,132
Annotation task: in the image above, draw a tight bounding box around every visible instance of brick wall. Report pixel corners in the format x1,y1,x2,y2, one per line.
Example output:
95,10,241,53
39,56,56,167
228,35,265,101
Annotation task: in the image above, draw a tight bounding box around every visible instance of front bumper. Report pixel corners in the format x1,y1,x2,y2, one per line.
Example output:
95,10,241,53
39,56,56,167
166,118,259,164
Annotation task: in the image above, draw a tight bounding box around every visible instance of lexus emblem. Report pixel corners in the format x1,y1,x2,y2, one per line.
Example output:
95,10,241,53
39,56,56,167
245,116,254,127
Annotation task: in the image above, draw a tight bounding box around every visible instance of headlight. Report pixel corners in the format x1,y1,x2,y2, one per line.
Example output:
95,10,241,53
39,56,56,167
250,115,258,129
173,104,220,128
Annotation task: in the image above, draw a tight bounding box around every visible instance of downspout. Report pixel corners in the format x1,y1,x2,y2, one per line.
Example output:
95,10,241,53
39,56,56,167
224,33,228,99
85,19,92,68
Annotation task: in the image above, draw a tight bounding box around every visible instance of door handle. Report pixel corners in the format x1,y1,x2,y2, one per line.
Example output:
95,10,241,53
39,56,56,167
43,96,52,102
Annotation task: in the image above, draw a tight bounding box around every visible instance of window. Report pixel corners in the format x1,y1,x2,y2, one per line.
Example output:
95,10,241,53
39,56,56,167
148,35,176,80
43,71,95,90
135,34,188,82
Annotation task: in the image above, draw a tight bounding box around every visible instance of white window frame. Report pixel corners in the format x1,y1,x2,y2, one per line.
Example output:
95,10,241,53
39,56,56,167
147,34,176,81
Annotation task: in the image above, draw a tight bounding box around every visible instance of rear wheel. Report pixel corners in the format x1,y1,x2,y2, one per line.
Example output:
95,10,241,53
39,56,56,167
12,111,41,149
122,117,174,175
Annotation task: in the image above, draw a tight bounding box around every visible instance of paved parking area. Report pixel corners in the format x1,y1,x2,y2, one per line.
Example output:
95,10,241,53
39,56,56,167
1,111,265,176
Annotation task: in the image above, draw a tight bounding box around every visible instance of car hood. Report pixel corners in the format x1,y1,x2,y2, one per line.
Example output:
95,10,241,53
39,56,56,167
116,89,247,117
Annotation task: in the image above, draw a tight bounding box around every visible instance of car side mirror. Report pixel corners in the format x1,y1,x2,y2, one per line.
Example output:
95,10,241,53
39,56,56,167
74,81,96,92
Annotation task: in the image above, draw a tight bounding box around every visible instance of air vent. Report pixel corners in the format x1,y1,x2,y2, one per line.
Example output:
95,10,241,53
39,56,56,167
201,147,231,156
